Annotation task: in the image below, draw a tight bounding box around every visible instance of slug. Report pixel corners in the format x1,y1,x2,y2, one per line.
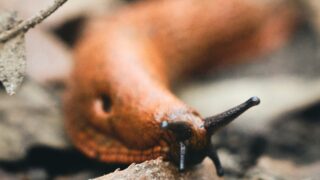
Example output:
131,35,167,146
64,0,298,176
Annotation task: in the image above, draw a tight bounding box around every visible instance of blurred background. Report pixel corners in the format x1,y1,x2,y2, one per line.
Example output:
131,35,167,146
0,0,320,179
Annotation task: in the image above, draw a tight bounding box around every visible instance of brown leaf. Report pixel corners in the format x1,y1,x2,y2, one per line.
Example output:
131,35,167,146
0,12,26,95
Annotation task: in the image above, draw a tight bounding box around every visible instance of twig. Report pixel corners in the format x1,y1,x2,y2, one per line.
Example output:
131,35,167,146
0,0,68,43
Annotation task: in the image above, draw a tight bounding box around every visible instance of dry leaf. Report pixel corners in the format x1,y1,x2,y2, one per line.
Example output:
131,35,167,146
0,12,26,95
0,80,69,161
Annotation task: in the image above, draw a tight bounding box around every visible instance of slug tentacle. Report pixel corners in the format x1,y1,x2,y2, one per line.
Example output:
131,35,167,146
204,96,260,135
179,142,186,171
207,144,224,177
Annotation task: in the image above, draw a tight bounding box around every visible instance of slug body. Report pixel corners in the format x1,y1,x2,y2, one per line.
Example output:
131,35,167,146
65,0,298,176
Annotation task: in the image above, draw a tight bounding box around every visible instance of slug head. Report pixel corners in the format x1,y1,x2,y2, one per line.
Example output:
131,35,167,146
161,96,260,177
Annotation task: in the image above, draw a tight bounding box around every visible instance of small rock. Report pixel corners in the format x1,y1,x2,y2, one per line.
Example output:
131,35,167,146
93,157,222,180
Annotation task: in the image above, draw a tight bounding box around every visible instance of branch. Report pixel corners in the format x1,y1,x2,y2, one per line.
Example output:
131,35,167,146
0,0,68,43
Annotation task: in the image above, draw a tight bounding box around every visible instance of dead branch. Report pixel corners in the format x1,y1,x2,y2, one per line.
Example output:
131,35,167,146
0,0,68,43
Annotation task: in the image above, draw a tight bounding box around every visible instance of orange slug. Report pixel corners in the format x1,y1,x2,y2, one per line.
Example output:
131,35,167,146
64,0,299,176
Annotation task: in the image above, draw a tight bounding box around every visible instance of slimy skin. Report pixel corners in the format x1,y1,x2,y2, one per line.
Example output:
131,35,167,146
64,0,298,176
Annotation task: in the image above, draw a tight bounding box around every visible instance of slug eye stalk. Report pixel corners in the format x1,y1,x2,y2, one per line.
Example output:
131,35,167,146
204,96,260,136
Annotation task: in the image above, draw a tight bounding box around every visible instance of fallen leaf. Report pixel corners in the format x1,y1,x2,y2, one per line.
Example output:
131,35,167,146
0,79,69,161
0,12,26,95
